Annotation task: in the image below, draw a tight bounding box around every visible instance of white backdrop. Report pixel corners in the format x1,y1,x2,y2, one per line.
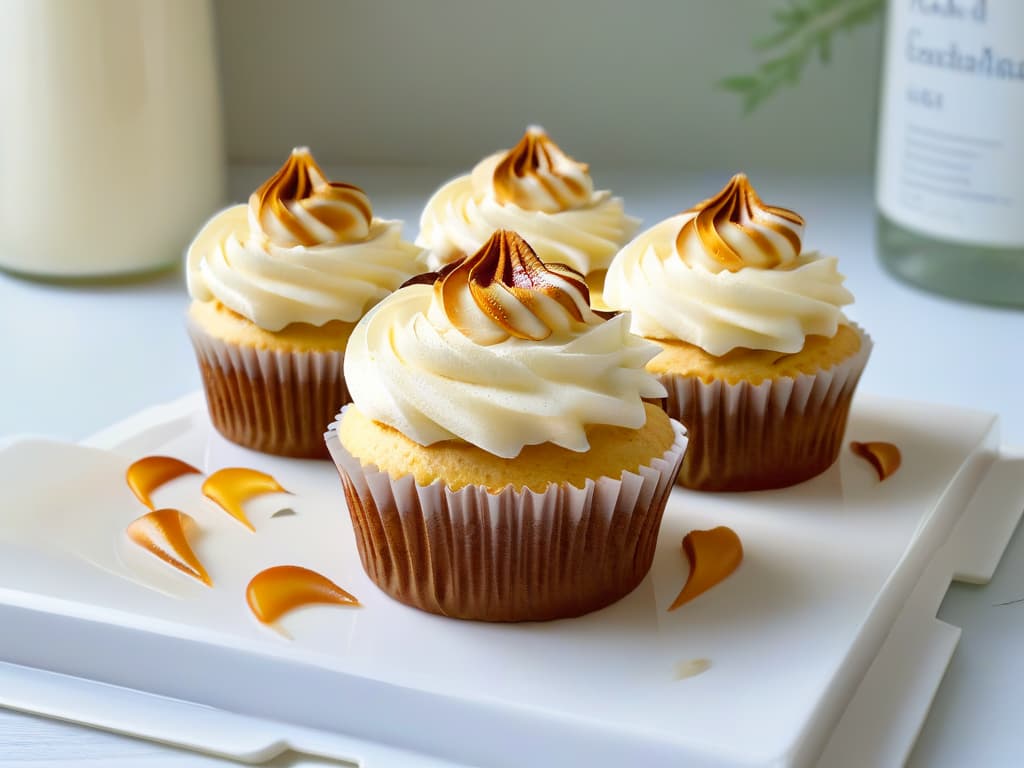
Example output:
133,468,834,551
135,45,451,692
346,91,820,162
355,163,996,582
214,0,884,172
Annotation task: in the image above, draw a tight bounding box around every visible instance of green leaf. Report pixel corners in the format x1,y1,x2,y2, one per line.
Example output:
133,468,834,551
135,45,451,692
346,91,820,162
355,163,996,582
718,0,883,113
719,76,760,93
818,34,833,63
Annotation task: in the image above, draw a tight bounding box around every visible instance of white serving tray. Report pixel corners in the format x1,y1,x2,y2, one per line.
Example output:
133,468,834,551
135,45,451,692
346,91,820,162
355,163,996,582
0,392,1021,768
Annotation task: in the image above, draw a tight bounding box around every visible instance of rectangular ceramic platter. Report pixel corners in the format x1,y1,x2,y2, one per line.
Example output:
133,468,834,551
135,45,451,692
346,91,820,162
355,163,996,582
0,393,1016,767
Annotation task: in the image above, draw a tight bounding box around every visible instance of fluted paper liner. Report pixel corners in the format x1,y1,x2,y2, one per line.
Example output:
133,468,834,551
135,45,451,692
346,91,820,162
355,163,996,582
658,324,872,492
187,317,349,459
325,412,687,622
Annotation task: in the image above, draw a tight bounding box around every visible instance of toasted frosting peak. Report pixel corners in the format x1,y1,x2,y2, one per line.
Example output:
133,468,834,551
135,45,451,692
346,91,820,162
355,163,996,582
187,146,424,330
436,230,597,346
418,128,637,275
248,147,373,248
604,175,853,355
675,173,805,272
491,127,593,213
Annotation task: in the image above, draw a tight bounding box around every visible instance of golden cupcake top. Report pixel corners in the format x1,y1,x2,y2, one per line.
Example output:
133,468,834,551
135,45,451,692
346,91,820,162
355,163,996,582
186,146,424,332
248,147,373,248
436,230,595,346
604,173,854,355
416,126,638,275
342,230,665,458
491,127,592,213
674,173,805,272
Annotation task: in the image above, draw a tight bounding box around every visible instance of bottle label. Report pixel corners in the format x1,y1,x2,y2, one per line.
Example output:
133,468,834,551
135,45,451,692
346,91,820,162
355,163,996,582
876,0,1024,248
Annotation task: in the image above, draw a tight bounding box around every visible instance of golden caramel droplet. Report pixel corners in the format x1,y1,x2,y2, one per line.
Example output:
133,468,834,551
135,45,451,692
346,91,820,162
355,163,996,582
669,526,743,611
249,147,373,248
850,441,902,481
491,126,592,213
125,456,202,510
201,468,290,531
126,509,211,587
437,229,597,345
246,565,360,624
674,658,712,681
675,173,805,272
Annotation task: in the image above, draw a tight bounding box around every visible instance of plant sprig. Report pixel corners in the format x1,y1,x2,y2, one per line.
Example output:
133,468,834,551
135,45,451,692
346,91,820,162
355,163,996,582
721,0,883,113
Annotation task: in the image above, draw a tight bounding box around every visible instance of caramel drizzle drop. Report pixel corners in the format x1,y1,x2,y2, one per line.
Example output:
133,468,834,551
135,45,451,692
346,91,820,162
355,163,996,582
850,441,902,481
126,509,211,587
201,468,290,532
669,526,744,611
125,456,202,510
492,127,590,212
249,147,373,248
675,173,804,272
674,658,712,681
246,565,360,624
438,229,594,345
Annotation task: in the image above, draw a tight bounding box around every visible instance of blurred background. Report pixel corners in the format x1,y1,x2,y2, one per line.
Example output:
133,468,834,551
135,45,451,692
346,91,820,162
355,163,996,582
214,0,882,172
1,3,1023,768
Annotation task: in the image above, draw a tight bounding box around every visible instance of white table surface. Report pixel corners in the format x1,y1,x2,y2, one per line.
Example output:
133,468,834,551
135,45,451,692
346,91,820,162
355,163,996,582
1,167,1022,767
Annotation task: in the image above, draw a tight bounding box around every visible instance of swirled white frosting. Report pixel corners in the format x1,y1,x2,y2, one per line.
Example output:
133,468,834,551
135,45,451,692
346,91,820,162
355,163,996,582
417,127,639,274
604,177,854,356
344,231,665,458
187,148,424,331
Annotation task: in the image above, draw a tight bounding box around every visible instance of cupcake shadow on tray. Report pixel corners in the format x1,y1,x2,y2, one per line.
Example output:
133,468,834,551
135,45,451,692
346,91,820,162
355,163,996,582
182,137,871,623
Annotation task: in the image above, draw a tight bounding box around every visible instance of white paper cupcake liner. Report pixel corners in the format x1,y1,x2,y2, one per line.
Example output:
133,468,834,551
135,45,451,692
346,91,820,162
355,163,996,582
658,324,872,491
325,409,687,622
187,316,348,459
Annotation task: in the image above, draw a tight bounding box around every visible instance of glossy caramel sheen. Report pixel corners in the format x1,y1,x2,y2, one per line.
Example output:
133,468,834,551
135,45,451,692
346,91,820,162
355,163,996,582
850,441,902,481
246,565,359,624
438,229,593,344
125,456,201,510
669,526,743,610
492,127,589,212
675,173,804,272
250,147,373,247
201,468,289,531
126,508,211,586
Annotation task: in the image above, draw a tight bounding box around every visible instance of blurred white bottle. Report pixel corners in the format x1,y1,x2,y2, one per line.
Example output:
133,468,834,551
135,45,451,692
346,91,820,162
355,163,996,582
875,0,1024,305
0,0,224,280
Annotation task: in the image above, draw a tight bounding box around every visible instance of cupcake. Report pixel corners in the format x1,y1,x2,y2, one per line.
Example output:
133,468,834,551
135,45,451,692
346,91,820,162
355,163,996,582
325,230,686,622
604,174,871,492
186,147,424,458
417,126,639,307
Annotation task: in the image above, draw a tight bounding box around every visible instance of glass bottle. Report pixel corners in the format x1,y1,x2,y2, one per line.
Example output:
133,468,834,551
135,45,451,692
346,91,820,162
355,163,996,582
0,0,224,281
875,0,1024,306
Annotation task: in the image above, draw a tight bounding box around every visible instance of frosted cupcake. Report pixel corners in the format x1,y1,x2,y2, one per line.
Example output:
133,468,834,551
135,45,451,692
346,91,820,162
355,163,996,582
604,174,871,491
417,126,639,307
187,147,424,458
326,230,685,622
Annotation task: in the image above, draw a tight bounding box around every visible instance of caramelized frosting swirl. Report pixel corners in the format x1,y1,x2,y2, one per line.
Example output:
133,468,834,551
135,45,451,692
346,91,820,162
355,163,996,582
604,175,854,356
417,127,639,275
433,230,594,345
492,126,593,213
675,174,805,272
249,148,373,247
344,231,665,458
187,148,424,331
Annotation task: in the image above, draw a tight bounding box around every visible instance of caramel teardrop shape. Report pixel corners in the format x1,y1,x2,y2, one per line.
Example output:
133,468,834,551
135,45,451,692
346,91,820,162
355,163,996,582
246,565,360,624
669,526,744,611
202,468,290,531
125,456,201,510
126,509,211,587
850,441,902,481
674,658,712,680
